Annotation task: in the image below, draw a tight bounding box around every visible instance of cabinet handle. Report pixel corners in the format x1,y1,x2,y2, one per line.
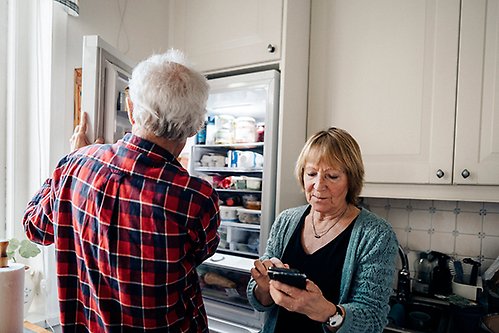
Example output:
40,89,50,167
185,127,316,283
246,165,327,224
461,169,471,179
436,169,444,178
267,44,276,53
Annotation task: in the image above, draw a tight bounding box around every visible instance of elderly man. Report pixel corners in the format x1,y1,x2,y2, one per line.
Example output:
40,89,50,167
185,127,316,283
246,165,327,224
23,50,220,332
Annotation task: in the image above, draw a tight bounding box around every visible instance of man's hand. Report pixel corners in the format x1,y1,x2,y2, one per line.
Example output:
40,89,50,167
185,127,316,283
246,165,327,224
70,112,104,151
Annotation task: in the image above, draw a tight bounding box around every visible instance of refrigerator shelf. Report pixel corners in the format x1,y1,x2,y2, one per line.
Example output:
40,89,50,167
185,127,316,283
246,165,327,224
195,167,263,173
216,188,261,194
221,221,260,230
194,142,264,149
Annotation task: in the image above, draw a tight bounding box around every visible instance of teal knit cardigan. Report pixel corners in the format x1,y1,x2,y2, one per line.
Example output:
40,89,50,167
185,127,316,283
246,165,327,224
246,205,398,333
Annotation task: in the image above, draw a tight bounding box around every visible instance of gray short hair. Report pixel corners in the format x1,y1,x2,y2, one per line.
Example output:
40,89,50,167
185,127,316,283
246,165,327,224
128,49,209,140
295,127,365,204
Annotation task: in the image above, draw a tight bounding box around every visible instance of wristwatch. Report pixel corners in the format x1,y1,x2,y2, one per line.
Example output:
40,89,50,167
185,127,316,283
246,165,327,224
326,306,344,328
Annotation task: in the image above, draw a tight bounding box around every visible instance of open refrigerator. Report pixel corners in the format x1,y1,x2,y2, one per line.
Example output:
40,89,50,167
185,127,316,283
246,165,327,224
189,70,280,332
81,35,134,144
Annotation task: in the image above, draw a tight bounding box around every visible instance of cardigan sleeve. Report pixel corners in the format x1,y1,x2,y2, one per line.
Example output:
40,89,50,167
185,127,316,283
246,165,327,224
338,217,398,333
246,206,308,312
246,210,286,312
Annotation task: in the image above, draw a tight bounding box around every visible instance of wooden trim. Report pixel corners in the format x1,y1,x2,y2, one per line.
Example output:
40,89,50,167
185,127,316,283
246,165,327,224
74,68,82,129
24,321,52,333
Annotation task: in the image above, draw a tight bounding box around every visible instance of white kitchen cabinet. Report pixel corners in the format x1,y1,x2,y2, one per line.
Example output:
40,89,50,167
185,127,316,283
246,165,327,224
308,0,499,199
169,0,283,73
454,0,499,185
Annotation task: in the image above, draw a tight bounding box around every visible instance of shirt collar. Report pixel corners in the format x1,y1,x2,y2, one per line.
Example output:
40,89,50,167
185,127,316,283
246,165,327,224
120,133,177,163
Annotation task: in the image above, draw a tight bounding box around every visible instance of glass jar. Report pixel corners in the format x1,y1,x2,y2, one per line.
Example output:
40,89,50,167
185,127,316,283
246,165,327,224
234,116,257,143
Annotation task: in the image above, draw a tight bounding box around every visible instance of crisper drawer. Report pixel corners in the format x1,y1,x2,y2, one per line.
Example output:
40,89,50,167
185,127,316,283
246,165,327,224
199,254,264,330
218,222,260,258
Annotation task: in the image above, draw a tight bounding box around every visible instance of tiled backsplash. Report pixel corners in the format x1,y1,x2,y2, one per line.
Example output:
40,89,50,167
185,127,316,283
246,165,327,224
361,197,499,275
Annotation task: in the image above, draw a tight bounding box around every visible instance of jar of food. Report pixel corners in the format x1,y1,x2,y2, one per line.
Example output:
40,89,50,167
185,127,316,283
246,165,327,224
234,116,257,143
256,122,265,142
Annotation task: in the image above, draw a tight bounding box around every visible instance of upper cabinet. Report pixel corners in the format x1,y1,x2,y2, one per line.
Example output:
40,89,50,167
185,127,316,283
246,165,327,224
454,0,499,185
169,0,283,73
308,0,499,197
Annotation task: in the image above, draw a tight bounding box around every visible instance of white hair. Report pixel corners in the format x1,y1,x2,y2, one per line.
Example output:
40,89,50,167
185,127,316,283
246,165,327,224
128,49,209,140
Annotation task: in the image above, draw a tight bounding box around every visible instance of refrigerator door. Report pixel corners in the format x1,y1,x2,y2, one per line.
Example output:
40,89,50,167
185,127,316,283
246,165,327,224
81,35,134,143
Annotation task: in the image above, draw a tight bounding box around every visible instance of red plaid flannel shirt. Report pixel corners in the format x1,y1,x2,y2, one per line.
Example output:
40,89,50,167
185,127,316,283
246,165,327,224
23,134,220,332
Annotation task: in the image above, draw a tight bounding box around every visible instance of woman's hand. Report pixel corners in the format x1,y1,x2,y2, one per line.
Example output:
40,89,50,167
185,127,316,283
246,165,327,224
70,112,104,151
250,257,288,306
269,278,336,323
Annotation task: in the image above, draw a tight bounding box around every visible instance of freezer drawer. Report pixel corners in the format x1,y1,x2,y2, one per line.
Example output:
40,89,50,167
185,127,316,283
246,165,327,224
208,315,260,333
199,254,264,330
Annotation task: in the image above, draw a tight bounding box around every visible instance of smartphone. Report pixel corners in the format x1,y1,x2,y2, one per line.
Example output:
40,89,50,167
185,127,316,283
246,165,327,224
267,267,307,289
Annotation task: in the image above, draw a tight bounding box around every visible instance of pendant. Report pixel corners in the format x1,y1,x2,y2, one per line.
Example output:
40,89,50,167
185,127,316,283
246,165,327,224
314,235,321,239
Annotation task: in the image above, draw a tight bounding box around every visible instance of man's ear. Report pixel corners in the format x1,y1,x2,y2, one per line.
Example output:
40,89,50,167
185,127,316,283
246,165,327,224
126,96,135,125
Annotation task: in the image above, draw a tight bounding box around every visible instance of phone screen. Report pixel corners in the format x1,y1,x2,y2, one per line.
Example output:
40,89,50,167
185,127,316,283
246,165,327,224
267,267,307,289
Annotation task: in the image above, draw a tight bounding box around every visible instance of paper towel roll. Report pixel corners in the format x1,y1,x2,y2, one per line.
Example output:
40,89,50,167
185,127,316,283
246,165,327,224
0,263,25,333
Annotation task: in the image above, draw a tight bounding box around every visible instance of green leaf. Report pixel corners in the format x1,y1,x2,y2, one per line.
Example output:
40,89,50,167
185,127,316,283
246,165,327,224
6,238,20,260
18,240,41,259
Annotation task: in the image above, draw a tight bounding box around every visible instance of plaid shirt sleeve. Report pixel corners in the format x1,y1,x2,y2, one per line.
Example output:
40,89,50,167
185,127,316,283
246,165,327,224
23,155,72,245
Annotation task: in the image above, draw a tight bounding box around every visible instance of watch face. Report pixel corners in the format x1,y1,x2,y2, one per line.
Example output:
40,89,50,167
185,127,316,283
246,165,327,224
328,313,343,327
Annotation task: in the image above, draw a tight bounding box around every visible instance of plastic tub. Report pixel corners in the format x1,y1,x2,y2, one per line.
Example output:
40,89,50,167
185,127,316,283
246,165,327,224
452,277,483,301
219,206,241,221
245,177,262,191
237,209,261,225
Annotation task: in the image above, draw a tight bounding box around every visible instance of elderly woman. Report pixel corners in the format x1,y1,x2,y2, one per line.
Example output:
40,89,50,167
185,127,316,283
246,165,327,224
247,127,398,333
23,51,220,332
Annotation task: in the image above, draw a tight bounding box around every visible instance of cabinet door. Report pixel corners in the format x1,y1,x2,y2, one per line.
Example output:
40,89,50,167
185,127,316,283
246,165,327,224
454,0,499,185
308,0,460,184
170,0,282,73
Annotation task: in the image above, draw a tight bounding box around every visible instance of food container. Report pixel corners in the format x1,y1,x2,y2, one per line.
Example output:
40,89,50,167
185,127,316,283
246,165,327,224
219,206,241,221
233,176,247,190
242,194,261,210
227,150,264,169
215,128,233,144
245,177,262,190
237,208,261,224
200,153,226,167
234,116,256,143
256,122,265,142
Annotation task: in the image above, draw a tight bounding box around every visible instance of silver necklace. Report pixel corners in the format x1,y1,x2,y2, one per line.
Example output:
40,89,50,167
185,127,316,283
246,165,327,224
311,206,349,239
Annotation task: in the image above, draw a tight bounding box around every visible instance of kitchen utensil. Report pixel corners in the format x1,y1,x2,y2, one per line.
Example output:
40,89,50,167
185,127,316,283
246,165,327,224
454,259,465,284
463,258,481,286
414,251,432,294
430,251,452,295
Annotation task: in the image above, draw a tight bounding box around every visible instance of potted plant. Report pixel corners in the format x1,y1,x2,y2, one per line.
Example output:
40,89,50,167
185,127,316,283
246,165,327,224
6,238,41,262
6,238,41,316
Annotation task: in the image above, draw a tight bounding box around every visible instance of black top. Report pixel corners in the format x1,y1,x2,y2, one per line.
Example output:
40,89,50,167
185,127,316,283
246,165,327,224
274,206,355,333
